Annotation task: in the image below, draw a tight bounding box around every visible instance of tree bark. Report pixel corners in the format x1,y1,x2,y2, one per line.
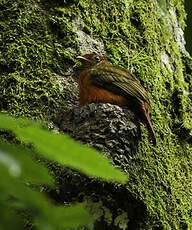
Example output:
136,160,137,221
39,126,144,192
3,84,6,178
1,0,192,229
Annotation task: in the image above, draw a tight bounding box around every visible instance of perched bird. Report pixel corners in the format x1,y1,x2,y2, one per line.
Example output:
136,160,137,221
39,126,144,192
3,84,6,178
76,53,156,146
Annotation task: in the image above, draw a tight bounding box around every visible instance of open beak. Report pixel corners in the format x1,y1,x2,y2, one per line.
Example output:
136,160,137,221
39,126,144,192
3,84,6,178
76,56,91,63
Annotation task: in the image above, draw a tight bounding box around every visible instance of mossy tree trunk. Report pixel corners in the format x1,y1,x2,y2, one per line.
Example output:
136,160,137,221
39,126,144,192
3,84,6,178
1,0,192,229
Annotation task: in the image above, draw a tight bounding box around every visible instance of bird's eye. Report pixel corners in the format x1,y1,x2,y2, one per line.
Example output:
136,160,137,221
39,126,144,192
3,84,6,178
95,56,100,62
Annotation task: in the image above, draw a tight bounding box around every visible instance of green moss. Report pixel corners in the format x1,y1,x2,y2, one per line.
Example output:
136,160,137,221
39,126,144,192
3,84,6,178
0,0,79,118
1,0,192,229
77,0,192,228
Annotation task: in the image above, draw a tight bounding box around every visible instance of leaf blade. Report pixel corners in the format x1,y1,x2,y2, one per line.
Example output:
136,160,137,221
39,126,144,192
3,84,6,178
15,126,127,183
0,113,128,183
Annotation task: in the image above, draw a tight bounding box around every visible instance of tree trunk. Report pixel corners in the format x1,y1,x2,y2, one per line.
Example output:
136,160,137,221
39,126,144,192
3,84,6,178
1,0,192,229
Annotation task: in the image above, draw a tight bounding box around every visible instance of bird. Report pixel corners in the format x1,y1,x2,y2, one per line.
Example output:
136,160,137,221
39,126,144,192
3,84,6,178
76,53,156,146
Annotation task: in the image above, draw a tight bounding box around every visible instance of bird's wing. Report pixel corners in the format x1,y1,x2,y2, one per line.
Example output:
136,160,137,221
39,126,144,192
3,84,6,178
89,65,150,105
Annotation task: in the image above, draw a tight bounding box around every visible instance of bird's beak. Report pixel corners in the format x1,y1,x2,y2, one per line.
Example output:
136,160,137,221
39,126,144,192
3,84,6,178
76,56,91,63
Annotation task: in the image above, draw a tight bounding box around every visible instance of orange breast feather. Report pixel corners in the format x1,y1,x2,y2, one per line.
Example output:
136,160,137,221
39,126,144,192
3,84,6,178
79,71,128,106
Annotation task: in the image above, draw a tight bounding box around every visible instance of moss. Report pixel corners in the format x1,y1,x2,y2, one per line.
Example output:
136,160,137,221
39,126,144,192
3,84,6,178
76,0,192,228
1,0,192,229
0,0,78,118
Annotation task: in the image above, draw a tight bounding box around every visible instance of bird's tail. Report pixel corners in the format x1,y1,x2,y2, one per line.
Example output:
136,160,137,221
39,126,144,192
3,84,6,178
145,113,156,146
140,103,157,146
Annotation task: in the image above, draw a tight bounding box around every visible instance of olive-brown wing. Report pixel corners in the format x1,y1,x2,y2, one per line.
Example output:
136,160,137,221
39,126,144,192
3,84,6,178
89,65,150,105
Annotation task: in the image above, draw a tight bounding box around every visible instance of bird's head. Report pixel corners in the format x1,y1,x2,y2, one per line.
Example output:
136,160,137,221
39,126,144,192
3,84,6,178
76,53,110,68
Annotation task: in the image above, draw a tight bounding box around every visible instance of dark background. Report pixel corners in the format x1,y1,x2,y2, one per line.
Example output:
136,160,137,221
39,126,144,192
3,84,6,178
185,0,192,56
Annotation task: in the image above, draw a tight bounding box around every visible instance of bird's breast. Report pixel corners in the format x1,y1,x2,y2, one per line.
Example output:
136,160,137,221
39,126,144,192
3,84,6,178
78,71,128,106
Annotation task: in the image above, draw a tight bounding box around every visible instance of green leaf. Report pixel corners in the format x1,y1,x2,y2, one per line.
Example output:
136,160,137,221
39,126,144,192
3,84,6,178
0,113,128,183
0,113,42,130
16,126,127,183
37,204,93,229
0,201,23,230
0,162,92,229
0,113,126,229
0,142,53,185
